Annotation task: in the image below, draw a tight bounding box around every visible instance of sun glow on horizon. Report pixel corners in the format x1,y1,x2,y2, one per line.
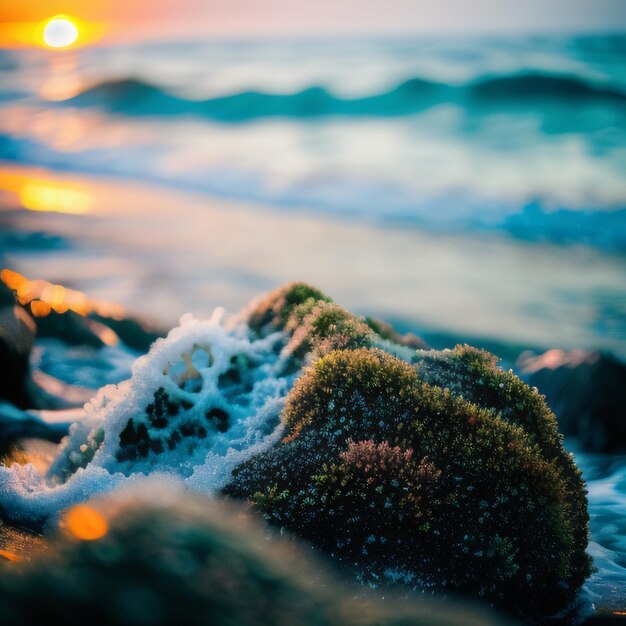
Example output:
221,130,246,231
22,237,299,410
42,15,79,48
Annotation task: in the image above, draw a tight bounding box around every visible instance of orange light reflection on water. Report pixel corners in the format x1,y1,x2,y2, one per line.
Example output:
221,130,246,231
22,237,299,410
19,179,92,214
0,549,22,562
38,53,85,101
0,171,92,214
39,73,85,101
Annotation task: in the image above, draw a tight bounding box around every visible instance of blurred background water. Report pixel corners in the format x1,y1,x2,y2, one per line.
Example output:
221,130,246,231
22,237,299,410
1,34,626,355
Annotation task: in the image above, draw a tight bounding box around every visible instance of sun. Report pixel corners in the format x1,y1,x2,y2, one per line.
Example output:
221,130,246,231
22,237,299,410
43,16,79,48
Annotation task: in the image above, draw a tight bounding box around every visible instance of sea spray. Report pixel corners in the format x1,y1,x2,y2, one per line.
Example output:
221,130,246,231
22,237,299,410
0,307,291,523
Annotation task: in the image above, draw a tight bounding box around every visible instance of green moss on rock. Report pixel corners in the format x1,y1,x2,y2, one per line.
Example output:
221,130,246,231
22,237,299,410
283,301,374,360
225,347,591,620
248,282,331,336
246,284,427,368
413,345,592,594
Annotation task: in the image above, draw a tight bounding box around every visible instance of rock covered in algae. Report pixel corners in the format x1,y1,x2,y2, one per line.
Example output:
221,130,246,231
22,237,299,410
226,283,592,620
0,483,508,626
0,282,591,622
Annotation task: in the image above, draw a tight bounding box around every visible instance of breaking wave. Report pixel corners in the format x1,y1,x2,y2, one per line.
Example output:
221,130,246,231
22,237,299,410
67,72,626,121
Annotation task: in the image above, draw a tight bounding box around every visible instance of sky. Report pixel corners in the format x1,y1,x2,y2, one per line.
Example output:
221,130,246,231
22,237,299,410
1,0,626,44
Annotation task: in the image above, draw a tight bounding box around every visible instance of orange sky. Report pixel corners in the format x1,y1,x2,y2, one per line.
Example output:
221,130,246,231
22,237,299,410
1,0,625,46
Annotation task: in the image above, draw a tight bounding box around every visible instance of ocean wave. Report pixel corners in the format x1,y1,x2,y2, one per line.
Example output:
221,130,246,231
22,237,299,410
2,126,625,254
67,72,626,121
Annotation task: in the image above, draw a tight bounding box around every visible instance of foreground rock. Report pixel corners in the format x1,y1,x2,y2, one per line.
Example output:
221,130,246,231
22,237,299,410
0,484,510,626
227,287,591,620
517,349,626,453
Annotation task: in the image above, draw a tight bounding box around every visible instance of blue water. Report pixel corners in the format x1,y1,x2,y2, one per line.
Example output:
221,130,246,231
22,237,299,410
1,34,626,355
1,35,625,248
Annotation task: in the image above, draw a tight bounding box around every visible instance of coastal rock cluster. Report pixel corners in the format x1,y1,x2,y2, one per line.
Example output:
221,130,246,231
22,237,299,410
0,280,593,621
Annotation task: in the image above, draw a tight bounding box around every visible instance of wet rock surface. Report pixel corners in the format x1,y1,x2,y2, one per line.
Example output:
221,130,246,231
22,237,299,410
517,350,626,453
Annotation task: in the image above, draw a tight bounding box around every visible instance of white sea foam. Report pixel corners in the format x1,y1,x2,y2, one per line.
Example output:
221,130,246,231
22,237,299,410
0,310,290,524
576,453,626,612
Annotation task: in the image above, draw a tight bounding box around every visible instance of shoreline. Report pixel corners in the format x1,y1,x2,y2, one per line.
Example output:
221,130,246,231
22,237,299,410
2,163,626,359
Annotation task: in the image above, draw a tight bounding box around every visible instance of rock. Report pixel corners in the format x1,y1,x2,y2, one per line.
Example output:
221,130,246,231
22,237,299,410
0,270,164,417
35,310,111,348
517,349,626,453
0,282,591,621
248,283,427,367
0,283,35,408
247,281,333,335
89,312,165,353
0,484,510,626
225,345,591,620
1,268,165,353
226,286,590,620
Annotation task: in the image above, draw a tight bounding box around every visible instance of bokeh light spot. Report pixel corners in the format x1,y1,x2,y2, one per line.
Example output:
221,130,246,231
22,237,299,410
64,504,109,541
30,300,52,318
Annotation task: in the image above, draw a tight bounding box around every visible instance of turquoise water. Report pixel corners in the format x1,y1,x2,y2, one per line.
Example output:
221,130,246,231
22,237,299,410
1,35,625,244
0,34,625,351
573,450,626,614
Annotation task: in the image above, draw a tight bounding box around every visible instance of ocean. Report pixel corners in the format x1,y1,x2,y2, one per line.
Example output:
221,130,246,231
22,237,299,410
1,34,625,356
1,34,626,616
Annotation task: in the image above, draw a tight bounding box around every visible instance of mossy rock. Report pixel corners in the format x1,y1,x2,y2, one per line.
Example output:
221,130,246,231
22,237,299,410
246,283,360,372
0,486,508,626
413,345,591,594
225,347,591,620
246,283,422,369
283,300,374,361
248,282,331,336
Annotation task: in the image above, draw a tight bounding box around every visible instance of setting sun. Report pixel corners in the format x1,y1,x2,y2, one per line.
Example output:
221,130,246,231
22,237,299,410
43,15,78,48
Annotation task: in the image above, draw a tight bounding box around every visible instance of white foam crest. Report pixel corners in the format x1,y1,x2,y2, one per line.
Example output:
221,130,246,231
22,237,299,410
0,311,291,524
